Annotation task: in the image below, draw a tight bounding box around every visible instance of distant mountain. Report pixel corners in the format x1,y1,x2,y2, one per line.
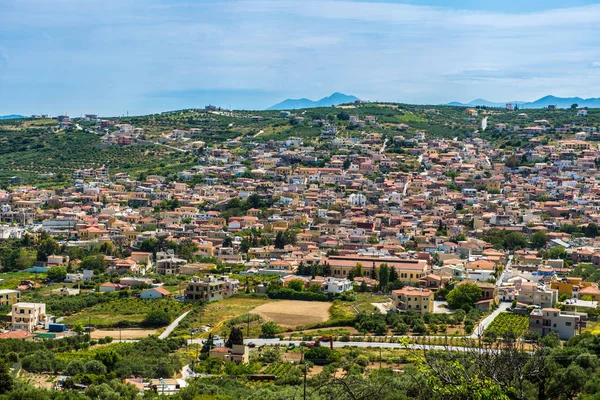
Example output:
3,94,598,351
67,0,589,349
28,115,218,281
445,95,600,109
0,114,25,120
267,92,359,110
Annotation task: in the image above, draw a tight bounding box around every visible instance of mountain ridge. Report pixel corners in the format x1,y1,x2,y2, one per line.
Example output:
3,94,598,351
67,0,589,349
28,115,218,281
267,92,359,110
446,95,600,109
0,114,26,120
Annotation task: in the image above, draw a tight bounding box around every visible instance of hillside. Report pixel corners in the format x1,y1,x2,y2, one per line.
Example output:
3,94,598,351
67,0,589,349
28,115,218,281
2,101,600,187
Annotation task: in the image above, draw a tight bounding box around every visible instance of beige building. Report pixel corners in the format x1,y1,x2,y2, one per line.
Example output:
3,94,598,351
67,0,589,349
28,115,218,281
185,275,240,301
209,344,250,363
517,283,558,308
0,289,20,306
392,287,434,314
12,302,47,332
325,256,428,284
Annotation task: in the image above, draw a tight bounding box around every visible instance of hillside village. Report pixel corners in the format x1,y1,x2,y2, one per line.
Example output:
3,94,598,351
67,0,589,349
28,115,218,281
2,102,600,396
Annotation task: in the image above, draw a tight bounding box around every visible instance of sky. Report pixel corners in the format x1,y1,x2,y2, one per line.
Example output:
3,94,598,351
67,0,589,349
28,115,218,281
2,0,600,116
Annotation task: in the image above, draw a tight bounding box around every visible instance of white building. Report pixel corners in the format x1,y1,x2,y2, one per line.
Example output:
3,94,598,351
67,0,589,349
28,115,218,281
348,193,367,207
140,287,171,300
530,308,587,339
323,277,352,294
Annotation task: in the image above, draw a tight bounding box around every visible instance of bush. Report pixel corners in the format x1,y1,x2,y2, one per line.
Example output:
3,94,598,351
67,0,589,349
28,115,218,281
267,287,328,302
261,322,282,338
85,360,107,375
304,346,339,365
141,309,172,328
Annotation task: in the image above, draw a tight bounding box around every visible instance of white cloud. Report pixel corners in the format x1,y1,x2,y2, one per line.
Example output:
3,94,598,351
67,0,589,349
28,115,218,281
592,62,600,68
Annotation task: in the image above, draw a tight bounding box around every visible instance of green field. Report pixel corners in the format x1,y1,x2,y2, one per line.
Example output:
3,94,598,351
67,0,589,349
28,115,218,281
62,297,187,328
484,312,530,337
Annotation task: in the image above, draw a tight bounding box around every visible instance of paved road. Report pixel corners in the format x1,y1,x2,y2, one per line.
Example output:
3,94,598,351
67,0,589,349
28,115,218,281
380,138,388,154
469,302,511,338
159,310,191,339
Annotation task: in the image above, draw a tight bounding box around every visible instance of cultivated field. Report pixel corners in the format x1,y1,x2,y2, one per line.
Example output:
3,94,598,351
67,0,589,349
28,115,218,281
250,300,331,327
90,329,157,340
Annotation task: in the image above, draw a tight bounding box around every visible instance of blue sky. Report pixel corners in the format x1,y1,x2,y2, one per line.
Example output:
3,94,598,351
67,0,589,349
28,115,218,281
1,0,600,116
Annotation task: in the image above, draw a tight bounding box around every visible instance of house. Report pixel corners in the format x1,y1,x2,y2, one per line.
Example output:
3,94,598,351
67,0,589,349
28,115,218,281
418,274,442,290
392,287,434,314
11,302,47,332
0,330,35,341
140,287,171,300
0,289,20,306
457,280,498,311
517,282,558,308
323,277,352,294
99,282,120,293
209,344,250,363
155,252,187,275
529,308,587,339
185,275,240,301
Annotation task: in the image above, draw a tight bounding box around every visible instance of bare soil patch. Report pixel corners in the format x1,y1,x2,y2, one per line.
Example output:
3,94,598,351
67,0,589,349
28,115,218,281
91,329,157,340
250,300,331,328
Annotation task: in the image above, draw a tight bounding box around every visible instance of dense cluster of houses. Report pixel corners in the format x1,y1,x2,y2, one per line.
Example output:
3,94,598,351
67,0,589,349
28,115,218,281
3,108,600,340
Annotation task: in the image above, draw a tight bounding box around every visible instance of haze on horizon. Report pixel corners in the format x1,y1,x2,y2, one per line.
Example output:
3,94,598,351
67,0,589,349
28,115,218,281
2,0,600,117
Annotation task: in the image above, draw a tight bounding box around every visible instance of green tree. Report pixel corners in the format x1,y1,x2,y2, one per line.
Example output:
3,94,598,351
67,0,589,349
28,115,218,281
178,238,198,261
85,360,107,375
378,263,390,292
200,333,215,357
548,246,568,260
446,283,482,311
81,255,106,272
0,363,14,395
305,346,339,365
46,266,67,282
287,279,304,292
261,322,282,338
36,237,60,262
141,309,172,327
584,223,599,238
531,231,548,249
225,327,244,348
65,360,86,376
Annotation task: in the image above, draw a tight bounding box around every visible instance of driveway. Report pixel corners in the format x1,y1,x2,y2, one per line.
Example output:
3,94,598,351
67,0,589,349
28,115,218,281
159,310,190,339
470,302,511,338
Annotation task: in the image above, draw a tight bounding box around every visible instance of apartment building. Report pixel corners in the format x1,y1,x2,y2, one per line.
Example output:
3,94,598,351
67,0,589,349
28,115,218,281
11,302,47,332
185,275,240,301
517,282,558,308
530,308,587,339
0,289,20,306
392,287,434,315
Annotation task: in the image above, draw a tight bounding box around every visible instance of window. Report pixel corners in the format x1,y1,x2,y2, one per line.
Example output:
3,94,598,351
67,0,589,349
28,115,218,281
566,322,572,326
